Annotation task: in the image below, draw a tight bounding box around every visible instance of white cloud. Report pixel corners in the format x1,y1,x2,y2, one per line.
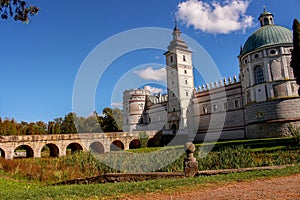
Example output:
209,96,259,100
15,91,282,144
133,66,166,82
111,102,123,107
176,0,254,34
144,85,164,95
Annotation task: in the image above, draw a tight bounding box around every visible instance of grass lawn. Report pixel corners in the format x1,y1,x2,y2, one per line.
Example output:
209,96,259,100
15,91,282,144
127,137,295,153
1,165,300,200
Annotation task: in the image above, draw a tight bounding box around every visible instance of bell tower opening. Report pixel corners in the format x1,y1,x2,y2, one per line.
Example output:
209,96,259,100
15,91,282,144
259,7,274,26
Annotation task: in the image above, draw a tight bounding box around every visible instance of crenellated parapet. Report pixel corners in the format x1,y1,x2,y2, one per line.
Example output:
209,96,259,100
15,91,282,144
194,75,239,93
148,93,168,105
124,88,151,96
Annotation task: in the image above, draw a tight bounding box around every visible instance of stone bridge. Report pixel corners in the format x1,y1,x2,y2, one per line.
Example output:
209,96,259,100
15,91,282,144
0,131,157,159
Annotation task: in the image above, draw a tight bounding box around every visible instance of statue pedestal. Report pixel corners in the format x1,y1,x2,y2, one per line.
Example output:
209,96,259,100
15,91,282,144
184,158,198,177
183,142,198,177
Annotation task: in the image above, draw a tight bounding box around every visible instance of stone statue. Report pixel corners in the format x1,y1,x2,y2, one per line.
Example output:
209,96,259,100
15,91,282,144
183,142,198,177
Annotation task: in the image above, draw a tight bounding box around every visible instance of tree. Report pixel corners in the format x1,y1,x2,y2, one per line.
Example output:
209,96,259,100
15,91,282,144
54,121,60,134
291,19,300,95
35,121,47,134
0,0,39,22
76,115,102,133
1,118,19,135
53,117,62,134
112,108,123,129
97,108,122,132
47,121,55,134
60,112,77,134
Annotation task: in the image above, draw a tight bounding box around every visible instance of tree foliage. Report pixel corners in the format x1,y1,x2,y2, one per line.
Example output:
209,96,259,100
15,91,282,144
75,115,102,133
0,0,39,22
291,19,300,95
0,108,123,135
0,118,47,135
97,108,123,132
60,113,77,134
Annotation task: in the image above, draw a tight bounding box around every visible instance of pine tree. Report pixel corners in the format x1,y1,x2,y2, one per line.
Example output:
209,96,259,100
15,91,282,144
291,19,300,95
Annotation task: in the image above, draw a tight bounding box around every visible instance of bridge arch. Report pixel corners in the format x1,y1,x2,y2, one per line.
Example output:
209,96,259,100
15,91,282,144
110,140,124,151
147,138,156,147
14,145,34,158
66,142,83,155
0,147,5,158
129,139,141,149
41,143,59,158
90,141,105,154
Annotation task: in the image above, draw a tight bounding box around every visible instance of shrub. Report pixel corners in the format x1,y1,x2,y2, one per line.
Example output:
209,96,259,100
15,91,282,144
288,125,300,146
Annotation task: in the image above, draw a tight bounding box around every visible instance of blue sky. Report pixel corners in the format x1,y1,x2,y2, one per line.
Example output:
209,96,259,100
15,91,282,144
0,0,299,123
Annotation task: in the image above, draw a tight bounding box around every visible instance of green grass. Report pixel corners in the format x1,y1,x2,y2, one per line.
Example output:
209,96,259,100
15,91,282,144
1,145,299,183
0,136,299,199
127,137,296,153
0,165,300,200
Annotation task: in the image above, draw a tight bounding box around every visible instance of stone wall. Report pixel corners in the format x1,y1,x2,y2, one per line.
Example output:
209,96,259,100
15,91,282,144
245,97,300,124
0,131,158,160
192,82,245,141
246,121,300,138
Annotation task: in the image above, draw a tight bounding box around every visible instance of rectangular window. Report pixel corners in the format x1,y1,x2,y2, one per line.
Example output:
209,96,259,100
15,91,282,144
212,104,217,112
185,79,188,84
223,102,228,111
234,100,239,108
255,67,264,84
184,70,187,74
186,92,189,96
203,106,208,114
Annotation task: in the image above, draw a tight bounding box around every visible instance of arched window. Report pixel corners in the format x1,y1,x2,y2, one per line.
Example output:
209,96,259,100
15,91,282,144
255,66,264,84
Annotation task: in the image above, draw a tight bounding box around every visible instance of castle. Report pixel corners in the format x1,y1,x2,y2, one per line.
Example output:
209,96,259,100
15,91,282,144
123,9,300,141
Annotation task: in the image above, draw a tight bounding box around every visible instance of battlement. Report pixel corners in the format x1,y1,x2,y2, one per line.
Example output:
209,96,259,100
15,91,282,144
194,75,240,93
148,93,168,104
124,88,151,96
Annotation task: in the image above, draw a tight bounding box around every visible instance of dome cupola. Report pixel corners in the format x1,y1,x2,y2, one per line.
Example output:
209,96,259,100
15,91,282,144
239,8,292,57
259,7,274,27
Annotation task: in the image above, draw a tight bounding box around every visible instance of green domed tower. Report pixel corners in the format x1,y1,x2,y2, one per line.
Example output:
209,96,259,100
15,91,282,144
239,9,300,138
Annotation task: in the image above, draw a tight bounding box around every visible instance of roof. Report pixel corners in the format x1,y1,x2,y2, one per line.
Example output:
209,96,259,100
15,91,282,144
258,10,273,20
240,25,293,56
